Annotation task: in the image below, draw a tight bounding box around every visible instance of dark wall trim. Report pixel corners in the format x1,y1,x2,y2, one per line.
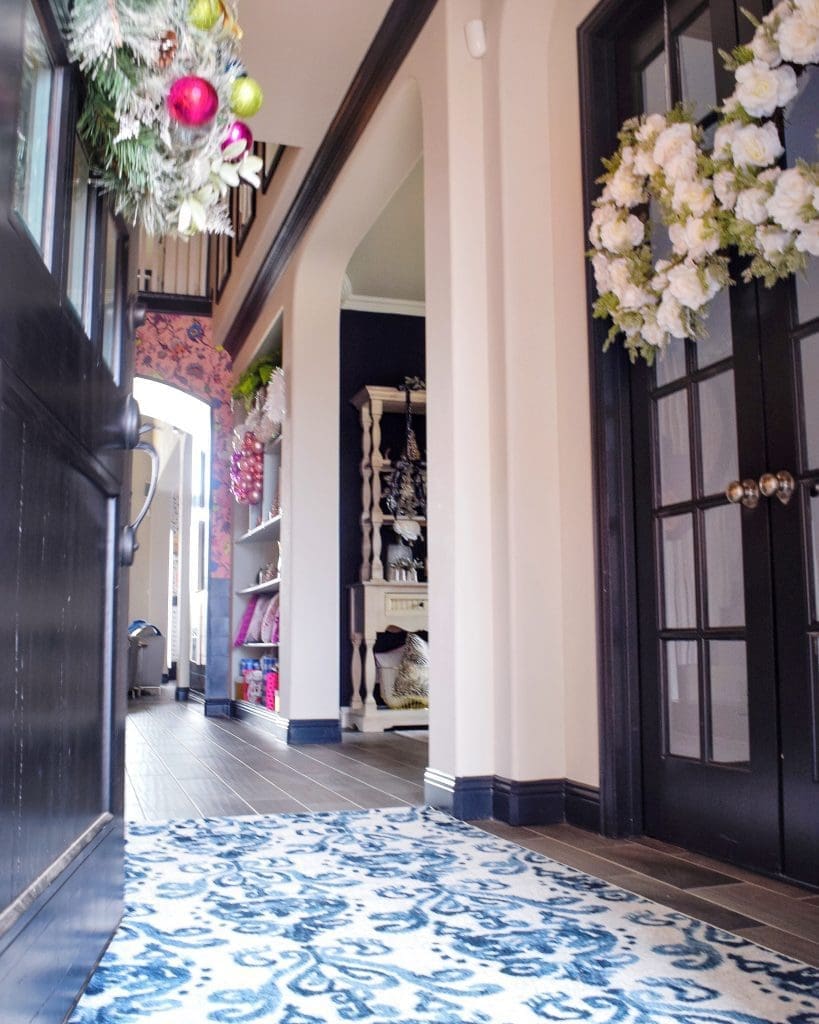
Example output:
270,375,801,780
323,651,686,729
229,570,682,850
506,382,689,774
424,769,494,820
565,780,603,832
493,778,565,827
426,772,602,830
204,698,232,718
230,702,342,745
138,291,212,317
287,719,343,745
222,0,438,357
578,2,644,838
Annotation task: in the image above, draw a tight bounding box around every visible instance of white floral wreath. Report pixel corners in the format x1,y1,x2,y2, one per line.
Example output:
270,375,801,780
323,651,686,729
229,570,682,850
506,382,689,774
589,0,818,365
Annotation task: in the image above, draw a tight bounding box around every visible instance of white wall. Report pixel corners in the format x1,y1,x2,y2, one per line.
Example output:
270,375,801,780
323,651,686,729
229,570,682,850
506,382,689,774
227,0,601,789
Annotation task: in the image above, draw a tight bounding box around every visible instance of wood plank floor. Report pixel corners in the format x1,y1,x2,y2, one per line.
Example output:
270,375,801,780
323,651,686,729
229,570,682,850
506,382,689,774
126,693,819,967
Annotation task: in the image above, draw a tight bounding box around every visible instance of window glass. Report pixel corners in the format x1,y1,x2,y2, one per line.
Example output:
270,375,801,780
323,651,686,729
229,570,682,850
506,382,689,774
698,371,738,497
101,214,121,379
67,140,92,325
677,7,716,123
709,641,750,764
784,67,819,324
657,389,692,505
13,1,53,252
661,515,697,628
641,49,668,115
665,640,700,758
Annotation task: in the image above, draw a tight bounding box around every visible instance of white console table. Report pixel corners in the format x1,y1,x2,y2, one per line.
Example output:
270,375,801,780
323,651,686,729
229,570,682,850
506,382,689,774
348,581,428,732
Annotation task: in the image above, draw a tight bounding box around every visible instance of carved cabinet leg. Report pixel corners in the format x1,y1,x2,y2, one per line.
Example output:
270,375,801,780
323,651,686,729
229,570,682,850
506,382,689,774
350,632,363,711
363,633,378,711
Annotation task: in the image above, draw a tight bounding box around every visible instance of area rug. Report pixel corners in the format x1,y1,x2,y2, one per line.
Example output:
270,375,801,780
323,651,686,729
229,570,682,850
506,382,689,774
70,806,819,1024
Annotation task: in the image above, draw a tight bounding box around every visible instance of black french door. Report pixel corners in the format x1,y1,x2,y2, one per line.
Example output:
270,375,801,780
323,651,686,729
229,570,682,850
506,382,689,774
0,1,140,1019
625,0,819,886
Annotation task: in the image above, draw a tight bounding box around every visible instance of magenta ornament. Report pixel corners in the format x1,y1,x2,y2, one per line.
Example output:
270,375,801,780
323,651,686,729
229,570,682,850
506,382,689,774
252,440,264,454
168,76,218,127
249,489,262,505
221,120,253,159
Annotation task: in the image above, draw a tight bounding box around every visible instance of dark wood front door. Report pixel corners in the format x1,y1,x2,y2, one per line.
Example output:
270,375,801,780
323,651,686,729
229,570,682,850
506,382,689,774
621,0,819,885
0,1,138,1018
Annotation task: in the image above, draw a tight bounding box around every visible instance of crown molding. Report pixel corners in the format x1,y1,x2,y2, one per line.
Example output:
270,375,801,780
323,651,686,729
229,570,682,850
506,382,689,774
342,293,425,317
222,0,438,358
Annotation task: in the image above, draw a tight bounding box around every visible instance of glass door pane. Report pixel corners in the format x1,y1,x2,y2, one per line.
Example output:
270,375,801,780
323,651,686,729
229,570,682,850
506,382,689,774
13,1,53,254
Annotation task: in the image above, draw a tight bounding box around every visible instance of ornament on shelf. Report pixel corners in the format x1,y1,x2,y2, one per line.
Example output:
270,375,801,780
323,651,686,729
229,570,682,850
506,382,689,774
221,120,253,159
168,75,219,127
230,76,263,118
230,430,264,505
157,30,178,69
188,0,221,31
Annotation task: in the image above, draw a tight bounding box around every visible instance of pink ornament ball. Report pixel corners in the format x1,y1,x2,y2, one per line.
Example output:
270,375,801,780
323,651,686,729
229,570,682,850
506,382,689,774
252,440,264,454
221,120,253,159
243,432,257,451
249,489,262,505
168,76,219,127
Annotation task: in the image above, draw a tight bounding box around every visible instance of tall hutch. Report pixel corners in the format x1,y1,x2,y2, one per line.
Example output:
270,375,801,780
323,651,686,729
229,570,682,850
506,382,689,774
348,385,429,732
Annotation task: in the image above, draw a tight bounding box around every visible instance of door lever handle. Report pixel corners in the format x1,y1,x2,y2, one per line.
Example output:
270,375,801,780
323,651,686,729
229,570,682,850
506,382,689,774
726,479,760,509
759,470,796,506
120,441,159,567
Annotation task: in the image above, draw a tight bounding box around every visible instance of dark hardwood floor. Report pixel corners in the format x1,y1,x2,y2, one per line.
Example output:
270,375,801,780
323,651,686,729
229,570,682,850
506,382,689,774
126,691,819,967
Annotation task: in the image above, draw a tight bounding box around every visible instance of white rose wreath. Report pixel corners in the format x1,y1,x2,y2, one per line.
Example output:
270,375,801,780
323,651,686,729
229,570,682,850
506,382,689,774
589,111,729,365
716,0,819,284
589,0,818,365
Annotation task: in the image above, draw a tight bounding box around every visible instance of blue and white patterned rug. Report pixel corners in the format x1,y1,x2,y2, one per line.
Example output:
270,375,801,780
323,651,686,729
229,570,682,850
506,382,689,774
70,806,819,1023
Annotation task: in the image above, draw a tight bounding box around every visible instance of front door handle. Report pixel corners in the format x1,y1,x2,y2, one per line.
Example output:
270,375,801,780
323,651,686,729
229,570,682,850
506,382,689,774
726,479,760,509
759,470,796,506
120,441,159,567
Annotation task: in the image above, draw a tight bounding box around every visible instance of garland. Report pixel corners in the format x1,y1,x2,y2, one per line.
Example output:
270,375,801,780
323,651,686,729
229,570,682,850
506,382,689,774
589,0,818,364
69,0,265,237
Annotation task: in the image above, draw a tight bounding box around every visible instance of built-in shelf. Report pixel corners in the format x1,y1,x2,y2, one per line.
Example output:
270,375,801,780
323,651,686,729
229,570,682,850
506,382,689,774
367,515,427,526
237,513,282,544
237,577,281,596
242,642,279,649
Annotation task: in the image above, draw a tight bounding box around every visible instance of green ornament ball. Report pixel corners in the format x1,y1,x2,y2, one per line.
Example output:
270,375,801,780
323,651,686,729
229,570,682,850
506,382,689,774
230,76,264,118
188,0,221,31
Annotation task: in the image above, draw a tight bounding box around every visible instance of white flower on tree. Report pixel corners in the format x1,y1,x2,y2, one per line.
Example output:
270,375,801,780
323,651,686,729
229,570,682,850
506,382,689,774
778,11,819,63
667,262,721,311
736,187,774,225
756,225,794,258
767,167,815,231
730,122,785,168
795,0,819,27
668,217,721,260
734,60,797,117
600,214,645,253
653,122,698,180
795,221,819,256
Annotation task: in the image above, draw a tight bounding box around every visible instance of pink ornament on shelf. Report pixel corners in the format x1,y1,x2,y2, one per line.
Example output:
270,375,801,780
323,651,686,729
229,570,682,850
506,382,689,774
168,76,219,127
249,489,262,505
221,120,253,159
252,440,264,454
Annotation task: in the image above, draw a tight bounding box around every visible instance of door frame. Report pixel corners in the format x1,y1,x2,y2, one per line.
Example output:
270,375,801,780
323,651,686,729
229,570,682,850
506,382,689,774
576,0,769,838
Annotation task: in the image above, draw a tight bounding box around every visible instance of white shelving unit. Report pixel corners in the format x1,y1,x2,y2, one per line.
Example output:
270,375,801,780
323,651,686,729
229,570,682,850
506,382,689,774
347,385,428,732
230,435,283,711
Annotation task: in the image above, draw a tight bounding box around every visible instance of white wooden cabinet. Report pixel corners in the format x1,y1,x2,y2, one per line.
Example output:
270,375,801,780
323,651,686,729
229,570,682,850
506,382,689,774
347,385,428,732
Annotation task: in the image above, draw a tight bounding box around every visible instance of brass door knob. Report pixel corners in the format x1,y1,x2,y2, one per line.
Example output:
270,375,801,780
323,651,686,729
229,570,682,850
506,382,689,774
726,479,760,509
759,470,796,505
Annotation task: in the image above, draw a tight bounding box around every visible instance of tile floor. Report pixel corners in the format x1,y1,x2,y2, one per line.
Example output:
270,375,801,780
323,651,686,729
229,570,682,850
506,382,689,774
125,691,819,967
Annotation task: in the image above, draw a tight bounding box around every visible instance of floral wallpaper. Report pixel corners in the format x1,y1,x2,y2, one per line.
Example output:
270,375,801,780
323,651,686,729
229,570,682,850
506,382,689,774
135,313,233,579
